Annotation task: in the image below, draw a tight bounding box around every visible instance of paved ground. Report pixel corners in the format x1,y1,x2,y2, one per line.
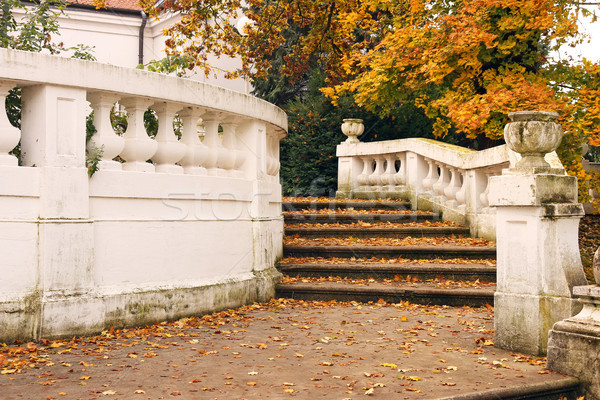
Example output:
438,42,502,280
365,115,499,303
0,299,574,400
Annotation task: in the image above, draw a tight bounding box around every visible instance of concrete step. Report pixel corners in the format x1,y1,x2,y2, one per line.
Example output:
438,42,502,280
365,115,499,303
279,262,496,282
283,213,439,224
282,200,411,211
436,377,581,400
284,225,470,238
275,281,495,307
283,244,496,260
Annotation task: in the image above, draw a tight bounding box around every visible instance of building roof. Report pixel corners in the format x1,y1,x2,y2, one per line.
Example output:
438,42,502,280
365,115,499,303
68,0,142,11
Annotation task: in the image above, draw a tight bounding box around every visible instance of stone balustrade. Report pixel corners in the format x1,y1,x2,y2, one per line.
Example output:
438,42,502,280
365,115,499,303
0,48,286,342
336,134,563,240
336,124,597,227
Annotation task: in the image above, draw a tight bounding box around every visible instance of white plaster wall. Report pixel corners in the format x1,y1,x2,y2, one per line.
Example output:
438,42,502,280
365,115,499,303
0,48,285,341
13,7,248,92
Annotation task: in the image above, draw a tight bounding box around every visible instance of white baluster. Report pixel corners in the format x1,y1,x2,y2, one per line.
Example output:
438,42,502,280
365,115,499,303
0,80,20,166
202,112,226,176
179,106,208,175
119,97,157,172
266,135,280,178
394,153,407,186
444,167,462,205
221,120,239,176
479,172,492,208
455,169,467,206
433,163,450,199
87,92,124,171
382,154,395,188
368,156,384,188
232,124,247,179
422,158,439,193
357,157,372,189
152,102,186,174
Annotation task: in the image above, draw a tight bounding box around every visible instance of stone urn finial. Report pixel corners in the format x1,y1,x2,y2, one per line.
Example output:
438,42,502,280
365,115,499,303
341,119,364,143
504,111,563,170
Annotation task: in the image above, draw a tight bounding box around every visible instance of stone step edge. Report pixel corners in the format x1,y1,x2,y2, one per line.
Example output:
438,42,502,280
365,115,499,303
275,282,495,298
435,376,580,400
279,263,497,282
279,262,496,273
284,245,496,254
282,200,411,210
284,226,470,235
284,214,438,221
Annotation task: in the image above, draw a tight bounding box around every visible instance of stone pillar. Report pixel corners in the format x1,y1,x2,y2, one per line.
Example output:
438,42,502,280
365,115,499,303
547,247,600,399
21,84,99,338
238,120,283,277
488,111,587,355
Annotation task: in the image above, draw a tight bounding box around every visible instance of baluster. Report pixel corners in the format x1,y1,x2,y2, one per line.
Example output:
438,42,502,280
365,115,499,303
433,163,450,199
444,167,462,205
202,112,224,176
87,93,124,171
178,106,208,175
357,157,372,189
421,158,439,193
368,156,384,188
119,97,157,172
479,172,493,208
0,80,20,166
455,169,467,208
394,153,407,186
266,134,280,179
221,120,239,177
382,154,395,188
152,102,186,174
233,123,247,179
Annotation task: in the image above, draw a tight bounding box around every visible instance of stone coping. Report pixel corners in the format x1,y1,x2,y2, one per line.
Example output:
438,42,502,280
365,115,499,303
336,137,564,171
0,47,287,133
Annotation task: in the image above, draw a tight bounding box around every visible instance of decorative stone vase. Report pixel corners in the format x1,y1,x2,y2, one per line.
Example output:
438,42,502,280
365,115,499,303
341,118,364,143
504,110,563,169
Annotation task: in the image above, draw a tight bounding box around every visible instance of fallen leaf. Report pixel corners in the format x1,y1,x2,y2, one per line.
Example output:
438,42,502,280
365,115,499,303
102,390,116,395
134,390,146,394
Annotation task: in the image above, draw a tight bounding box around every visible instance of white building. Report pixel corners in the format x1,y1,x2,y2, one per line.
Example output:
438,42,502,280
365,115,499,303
27,0,248,93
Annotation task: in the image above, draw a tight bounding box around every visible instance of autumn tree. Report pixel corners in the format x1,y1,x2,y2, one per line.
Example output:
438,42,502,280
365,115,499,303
143,0,599,202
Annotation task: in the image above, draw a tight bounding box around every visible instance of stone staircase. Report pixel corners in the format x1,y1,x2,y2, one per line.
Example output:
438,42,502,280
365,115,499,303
276,198,497,307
